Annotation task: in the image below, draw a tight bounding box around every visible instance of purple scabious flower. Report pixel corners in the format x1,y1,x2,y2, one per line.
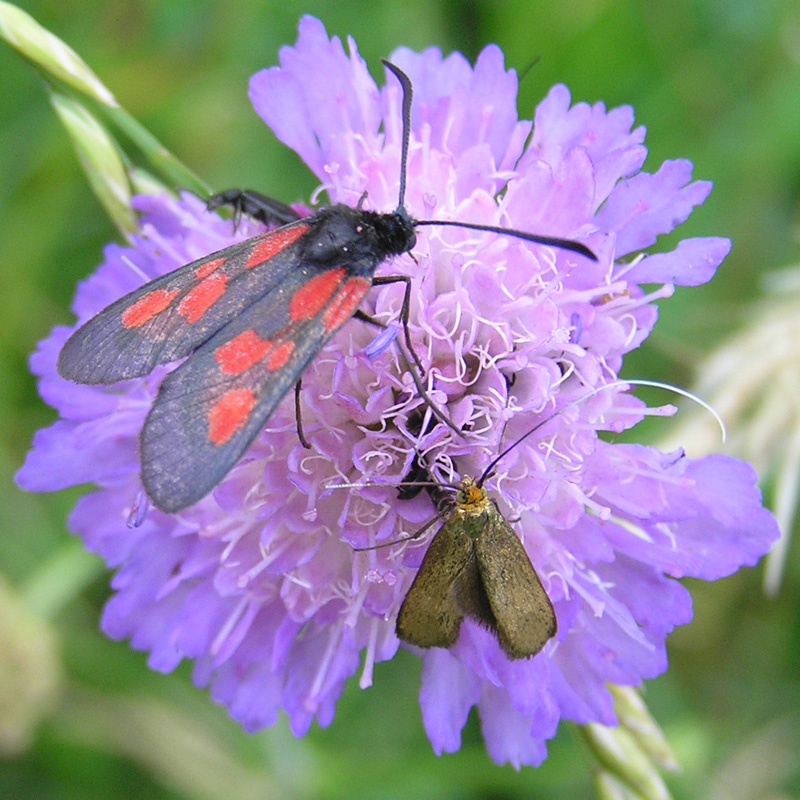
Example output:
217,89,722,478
17,16,778,767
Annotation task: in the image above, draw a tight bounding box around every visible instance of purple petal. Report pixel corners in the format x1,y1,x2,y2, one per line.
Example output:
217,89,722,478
30,328,122,420
16,415,140,492
418,649,481,754
524,84,647,204
597,160,713,256
249,16,380,184
623,237,731,286
480,684,549,768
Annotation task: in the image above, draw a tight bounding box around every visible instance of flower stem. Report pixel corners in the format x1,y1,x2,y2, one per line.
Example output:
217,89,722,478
102,103,211,197
1,1,211,208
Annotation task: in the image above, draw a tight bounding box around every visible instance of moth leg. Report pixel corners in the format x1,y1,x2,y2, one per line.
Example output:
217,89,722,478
353,511,442,552
393,343,461,436
353,309,381,326
370,275,424,374
353,311,460,437
294,378,311,450
206,189,302,229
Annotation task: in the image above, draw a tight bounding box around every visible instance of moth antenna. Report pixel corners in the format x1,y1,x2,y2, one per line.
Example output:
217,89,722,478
353,513,442,552
415,219,597,261
381,59,594,263
477,378,727,488
381,59,413,214
323,479,457,491
324,464,461,553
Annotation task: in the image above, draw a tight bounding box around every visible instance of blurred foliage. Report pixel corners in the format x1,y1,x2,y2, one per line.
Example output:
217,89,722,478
1,1,798,798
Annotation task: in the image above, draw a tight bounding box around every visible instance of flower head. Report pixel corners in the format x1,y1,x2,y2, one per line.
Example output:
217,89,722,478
17,16,778,766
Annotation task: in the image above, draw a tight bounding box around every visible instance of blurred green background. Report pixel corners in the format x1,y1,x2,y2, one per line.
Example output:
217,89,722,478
1,1,799,798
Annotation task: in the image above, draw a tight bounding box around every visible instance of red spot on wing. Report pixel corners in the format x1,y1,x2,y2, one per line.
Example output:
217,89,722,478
215,330,271,374
207,388,256,445
322,277,371,331
194,257,225,280
178,272,229,323
122,288,179,328
266,340,295,370
288,268,346,321
214,330,296,375
245,223,310,269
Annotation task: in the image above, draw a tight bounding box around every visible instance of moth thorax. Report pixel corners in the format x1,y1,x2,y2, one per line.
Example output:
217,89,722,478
456,478,488,509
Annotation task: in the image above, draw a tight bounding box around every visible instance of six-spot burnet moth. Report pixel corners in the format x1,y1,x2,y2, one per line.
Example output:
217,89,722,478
57,60,596,514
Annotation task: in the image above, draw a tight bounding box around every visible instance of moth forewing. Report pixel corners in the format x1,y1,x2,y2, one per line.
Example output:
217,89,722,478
395,515,473,650
474,504,557,660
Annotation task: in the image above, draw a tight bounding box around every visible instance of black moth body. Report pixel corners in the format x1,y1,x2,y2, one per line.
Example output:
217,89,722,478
58,204,417,512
